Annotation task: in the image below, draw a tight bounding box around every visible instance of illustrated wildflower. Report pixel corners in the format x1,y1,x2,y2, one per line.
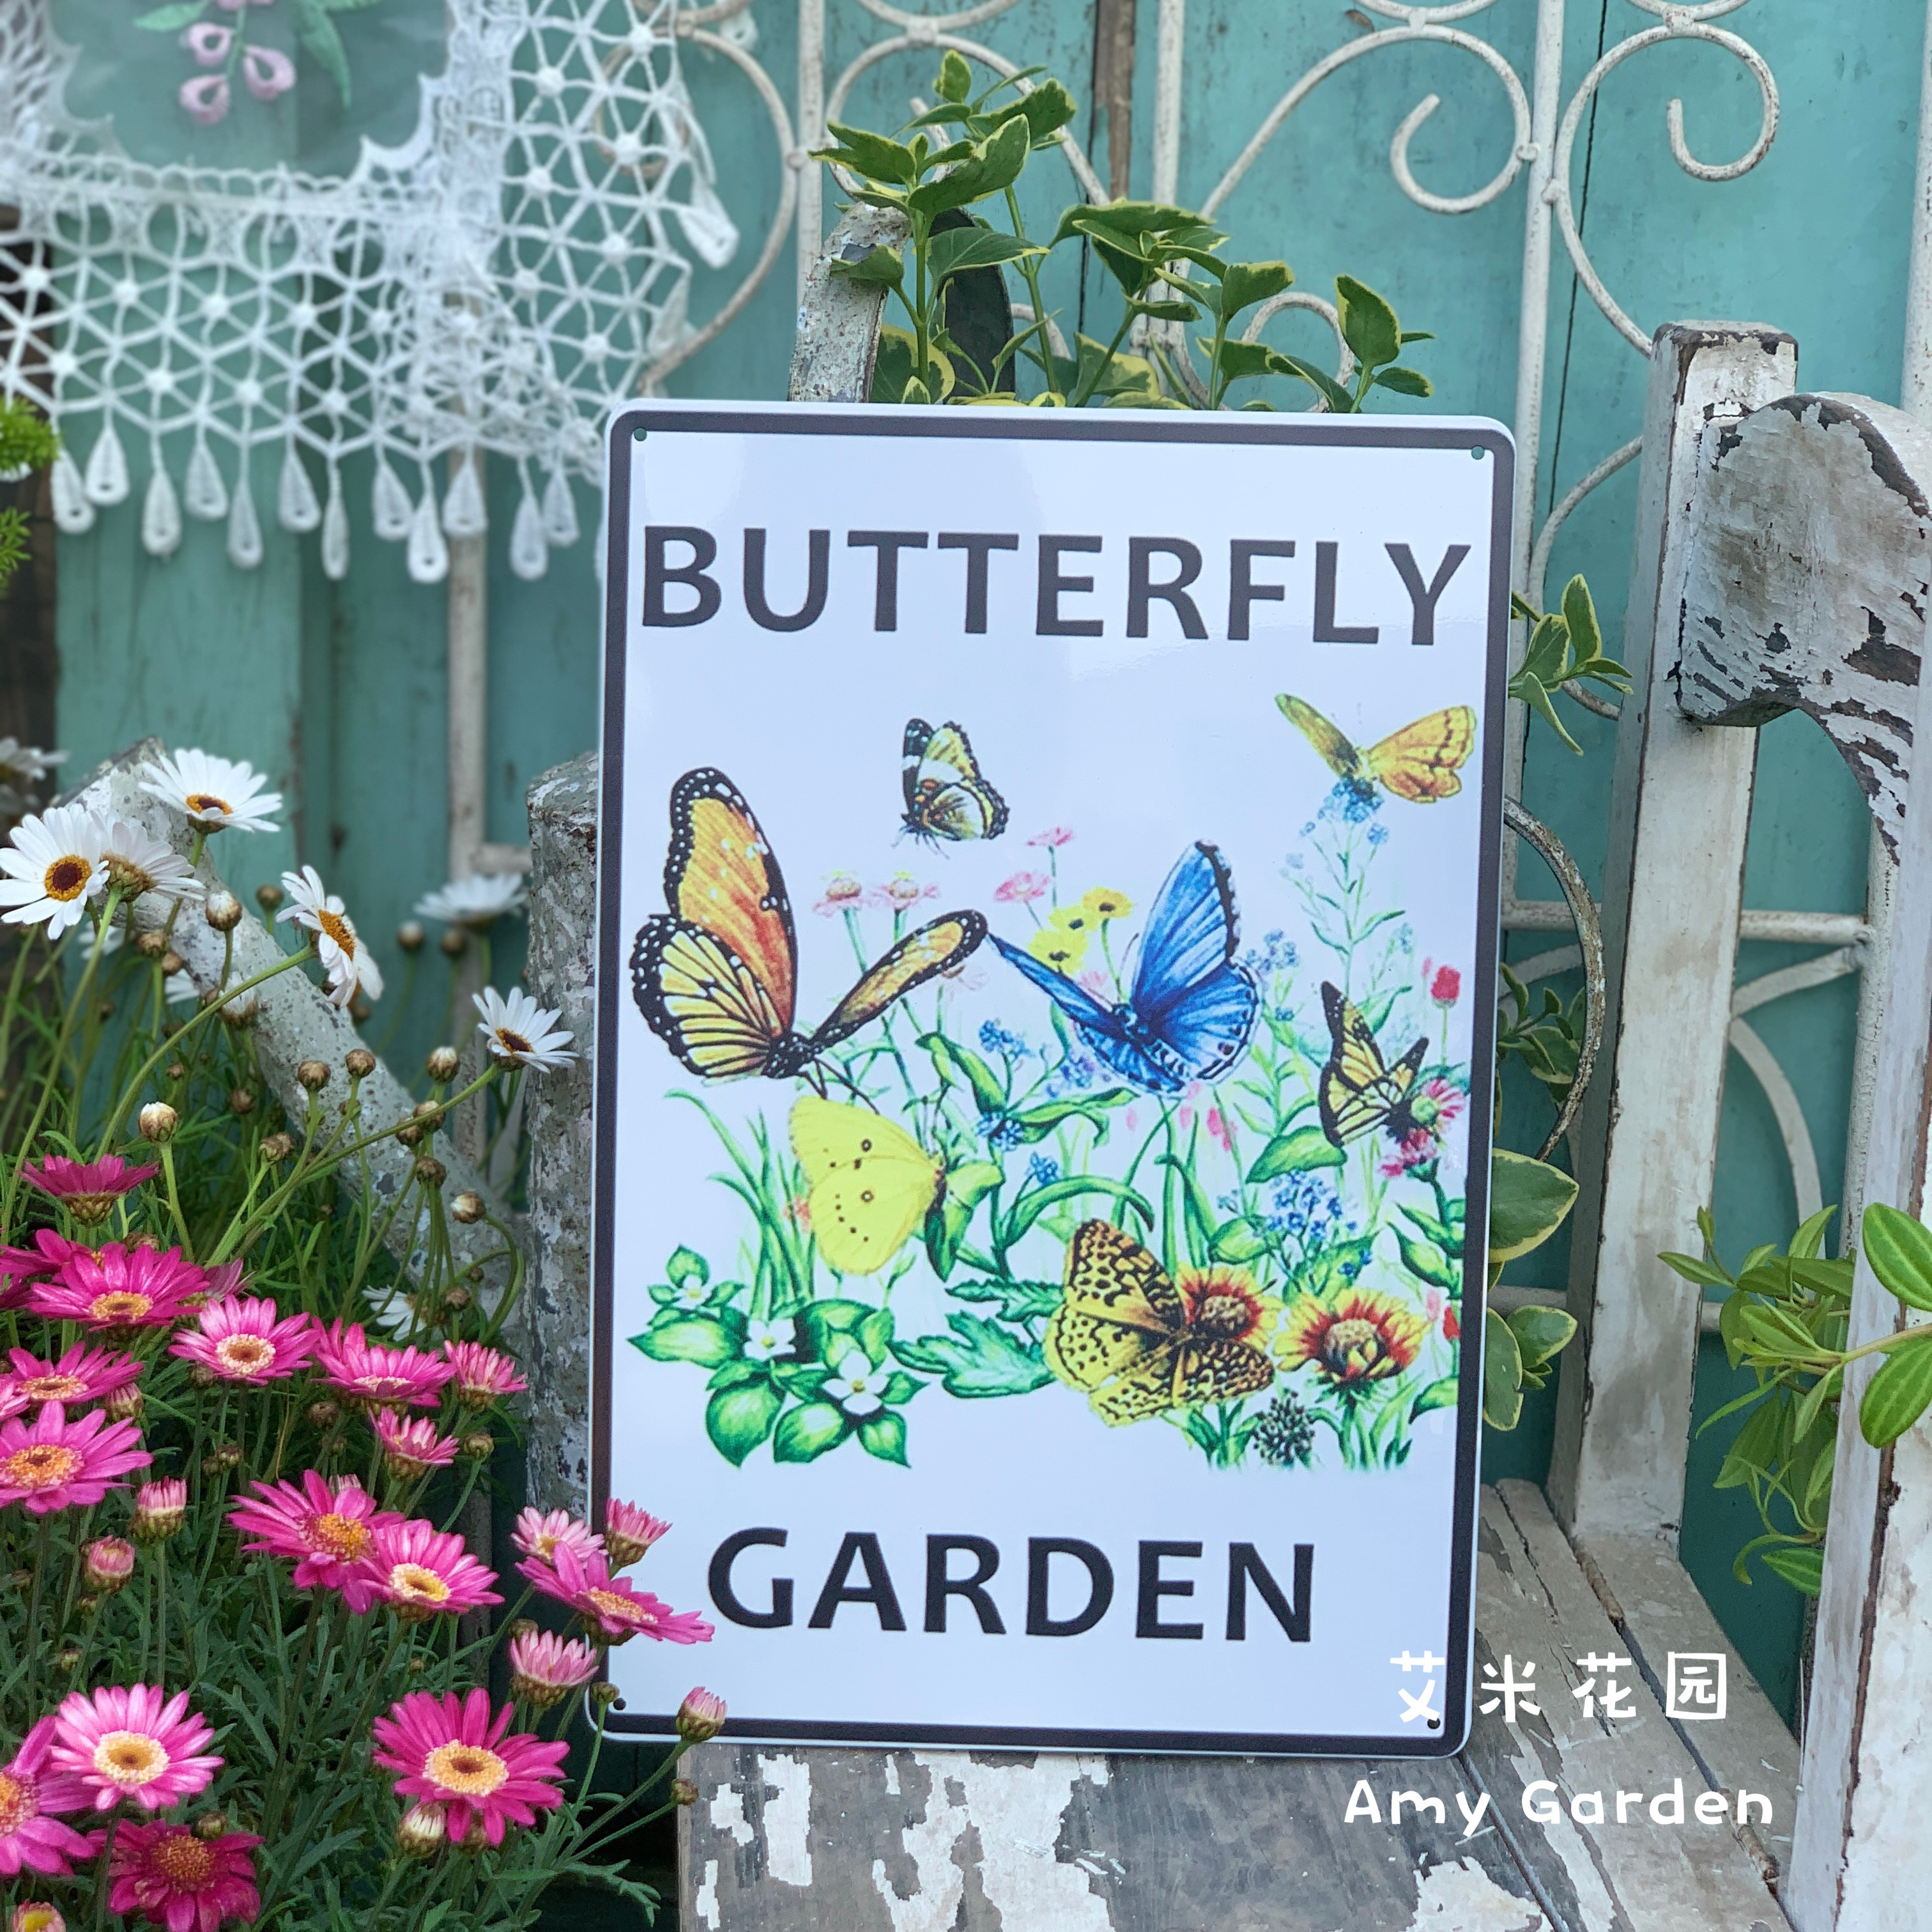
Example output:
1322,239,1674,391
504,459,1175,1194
19,1154,160,1225
827,1348,891,1418
473,986,575,1070
518,1542,713,1645
813,873,864,916
1025,924,1087,972
314,1320,456,1409
0,1404,150,1515
100,821,204,907
1251,1390,1318,1468
1276,1289,1427,1388
4,1344,142,1411
371,1689,567,1848
132,1479,188,1543
374,1413,459,1481
1377,1080,1467,1179
51,1684,221,1812
742,1317,795,1363
1427,962,1462,1006
83,1537,137,1595
1049,902,1097,939
0,805,107,937
29,1244,206,1331
1078,885,1133,922
414,873,527,928
993,871,1048,905
676,1688,727,1744
510,1508,604,1567
139,749,282,835
876,872,933,911
169,1296,318,1383
603,1500,670,1568
229,1472,395,1606
444,1340,527,1408
1027,827,1073,848
0,1717,95,1879
183,22,230,65
358,1517,502,1623
507,1630,599,1710
277,864,383,1007
107,1820,263,1932
241,45,295,100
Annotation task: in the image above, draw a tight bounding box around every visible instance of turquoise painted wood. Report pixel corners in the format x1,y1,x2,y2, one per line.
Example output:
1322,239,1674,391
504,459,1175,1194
50,0,1925,1721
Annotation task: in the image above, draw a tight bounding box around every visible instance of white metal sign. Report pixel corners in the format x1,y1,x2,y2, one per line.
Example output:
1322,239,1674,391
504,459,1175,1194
594,401,1510,1755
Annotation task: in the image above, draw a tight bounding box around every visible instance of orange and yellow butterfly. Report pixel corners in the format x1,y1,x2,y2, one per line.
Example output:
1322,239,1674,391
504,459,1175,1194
1047,1220,1277,1425
1276,694,1476,803
629,768,985,1081
1317,981,1427,1149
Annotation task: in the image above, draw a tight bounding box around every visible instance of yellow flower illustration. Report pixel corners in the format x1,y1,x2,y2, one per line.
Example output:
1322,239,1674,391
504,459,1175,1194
1079,885,1134,923
1027,924,1087,974
1048,903,1095,938
1275,1287,1426,1388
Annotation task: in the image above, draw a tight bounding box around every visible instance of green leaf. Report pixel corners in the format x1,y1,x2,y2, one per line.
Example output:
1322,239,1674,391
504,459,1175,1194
1658,1250,1734,1289
1793,1365,1842,1448
1370,366,1432,398
830,244,905,291
857,1307,896,1362
1002,1176,1153,1245
1208,338,1278,382
1397,1231,1460,1292
629,1314,740,1368
1759,1545,1825,1595
927,224,1047,288
893,1314,1054,1397
1211,1216,1269,1264
1736,1301,1825,1362
666,1246,709,1289
1560,574,1604,668
936,49,972,100
797,1300,872,1361
947,1160,1006,1211
1009,1091,1133,1144
1862,1202,1932,1311
817,122,921,187
1859,1335,1932,1446
1013,77,1078,145
880,1371,926,1405
1482,1308,1524,1431
908,114,1031,218
1487,1149,1579,1263
289,0,351,107
1508,1303,1576,1374
1217,260,1292,319
857,1409,910,1465
1335,275,1400,369
772,1401,852,1463
1268,351,1355,415
705,1382,785,1466
133,1,208,26
950,1276,1061,1322
1518,613,1572,687
1411,1376,1460,1420
1247,1124,1345,1183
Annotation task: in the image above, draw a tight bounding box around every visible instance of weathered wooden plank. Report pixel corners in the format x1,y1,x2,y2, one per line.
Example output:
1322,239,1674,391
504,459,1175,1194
787,203,907,406
1676,392,1932,854
1548,323,1798,1544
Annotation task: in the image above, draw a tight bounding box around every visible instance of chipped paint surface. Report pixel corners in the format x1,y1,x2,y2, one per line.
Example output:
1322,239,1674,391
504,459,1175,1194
938,1754,1113,1929
709,1782,754,1850
1407,1859,1546,1929
761,1754,813,1887
693,1857,721,1930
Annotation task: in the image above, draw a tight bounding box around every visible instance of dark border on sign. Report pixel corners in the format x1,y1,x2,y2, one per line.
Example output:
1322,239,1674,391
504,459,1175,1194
592,401,1514,1759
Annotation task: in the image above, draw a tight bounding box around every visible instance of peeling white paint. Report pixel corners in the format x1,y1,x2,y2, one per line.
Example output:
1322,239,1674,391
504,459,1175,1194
694,1856,721,1929
1500,1730,1618,1928
870,1761,972,1932
709,1784,754,1850
762,1754,814,1888
1407,1858,1545,1930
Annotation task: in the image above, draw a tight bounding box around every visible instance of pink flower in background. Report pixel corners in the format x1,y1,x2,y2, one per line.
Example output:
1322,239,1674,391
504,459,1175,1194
371,1689,567,1848
19,1155,157,1224
195,1259,248,1307
358,1518,501,1622
241,46,296,101
314,1321,454,1409
874,873,933,912
373,1413,459,1481
444,1340,526,1409
510,1506,603,1567
182,22,232,65
1206,1107,1232,1154
521,1542,712,1645
993,872,1048,905
1027,828,1073,848
602,1500,670,1568
229,1472,395,1606
4,1344,142,1410
179,75,230,126
107,1821,261,1932
170,1296,316,1383
0,1405,150,1515
51,1685,220,1813
507,1630,599,1710
0,1232,80,1308
0,1717,95,1878
1429,964,1462,1007
29,1244,204,1332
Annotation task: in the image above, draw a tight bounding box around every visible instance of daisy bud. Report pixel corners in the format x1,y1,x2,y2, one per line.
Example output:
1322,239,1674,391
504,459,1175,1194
206,1442,243,1471
451,1190,484,1224
136,929,169,959
460,1432,494,1461
259,1132,295,1163
255,882,284,912
415,1157,447,1188
6,1572,29,1591
220,995,259,1030
296,1059,330,1091
444,1285,471,1311
187,1365,217,1390
160,950,183,976
509,1617,538,1639
204,890,243,931
83,1537,136,1595
604,1501,671,1568
229,1087,254,1116
75,1598,98,1618
166,1061,188,1081
12,1903,65,1932
440,926,468,958
139,1101,179,1143
134,1477,188,1542
507,1629,599,1709
54,1647,80,1671
676,1687,727,1744
589,1682,620,1710
306,1399,341,1429
397,1123,422,1147
192,1811,228,1840
426,1046,461,1081
344,1047,376,1079
671,1778,698,1807
396,1802,447,1858
413,1101,444,1128
103,1383,144,1423
96,1001,114,1023
397,921,426,953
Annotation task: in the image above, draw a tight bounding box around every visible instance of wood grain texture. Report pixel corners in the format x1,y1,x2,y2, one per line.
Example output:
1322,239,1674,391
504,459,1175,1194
1676,393,1932,854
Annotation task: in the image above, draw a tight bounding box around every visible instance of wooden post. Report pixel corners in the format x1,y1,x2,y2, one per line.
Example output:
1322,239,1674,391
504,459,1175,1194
1547,323,1797,1542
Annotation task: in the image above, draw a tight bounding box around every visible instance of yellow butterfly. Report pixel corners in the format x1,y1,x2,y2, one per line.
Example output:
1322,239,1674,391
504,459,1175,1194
789,1095,941,1276
1277,694,1476,803
1317,981,1427,1148
1047,1221,1277,1425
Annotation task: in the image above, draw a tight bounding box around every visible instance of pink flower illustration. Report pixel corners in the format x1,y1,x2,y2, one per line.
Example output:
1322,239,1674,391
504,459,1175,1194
1027,827,1073,848
1430,964,1462,1007
993,872,1048,905
813,873,864,917
1206,1107,1232,1153
241,45,296,101
179,75,230,126
50,1685,220,1813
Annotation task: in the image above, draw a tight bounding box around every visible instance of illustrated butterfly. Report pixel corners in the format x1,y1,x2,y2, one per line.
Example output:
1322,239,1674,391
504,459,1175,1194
789,1095,942,1276
1317,981,1429,1148
901,717,1008,845
629,768,986,1081
1277,694,1477,803
990,843,1258,1095
1048,1220,1276,1425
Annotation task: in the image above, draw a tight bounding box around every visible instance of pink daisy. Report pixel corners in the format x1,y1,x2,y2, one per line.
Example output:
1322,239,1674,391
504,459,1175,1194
519,1542,713,1646
5,1344,143,1410
313,1321,454,1409
169,1298,317,1384
132,1480,187,1544
1027,827,1073,848
50,1685,220,1813
187,1259,248,1312
107,1821,261,1932
356,1517,501,1622
0,1717,96,1877
28,1245,205,1332
992,871,1048,905
603,1500,670,1568
0,1231,83,1308
506,1630,599,1710
443,1340,526,1409
19,1155,158,1225
372,1413,458,1480
509,1507,602,1567
229,1473,395,1609
371,1689,566,1848
0,1405,150,1515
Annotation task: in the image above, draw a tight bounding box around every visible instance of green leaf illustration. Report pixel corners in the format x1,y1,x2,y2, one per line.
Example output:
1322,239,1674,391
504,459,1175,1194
666,1246,709,1288
706,1383,785,1466
289,0,352,107
629,1313,741,1368
857,1410,910,1465
772,1401,852,1463
1411,1376,1460,1420
948,1277,1061,1322
1397,1230,1460,1291
1247,1124,1344,1183
134,1,208,28
893,1315,1054,1397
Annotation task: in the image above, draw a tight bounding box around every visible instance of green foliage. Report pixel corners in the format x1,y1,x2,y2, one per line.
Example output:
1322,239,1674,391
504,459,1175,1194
0,399,56,600
1480,1150,1580,1428
1507,577,1632,754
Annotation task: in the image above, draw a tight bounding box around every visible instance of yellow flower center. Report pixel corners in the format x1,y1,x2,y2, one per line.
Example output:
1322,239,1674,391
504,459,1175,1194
90,1292,153,1324
16,1906,59,1932
151,1831,215,1885
42,855,91,901
93,1730,168,1788
1326,1317,1380,1359
494,1029,532,1057
309,1512,372,1561
0,1768,29,1833
316,908,356,957
392,1563,450,1603
1,1443,82,1489
424,1742,509,1798
1191,1292,1259,1342
185,792,232,817
587,1588,650,1625
18,1373,85,1402
215,1335,275,1375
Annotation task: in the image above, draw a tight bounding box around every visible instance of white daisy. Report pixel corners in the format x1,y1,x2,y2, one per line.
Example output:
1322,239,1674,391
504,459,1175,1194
100,819,204,905
0,803,108,936
744,1317,796,1363
164,968,198,1007
139,747,283,834
828,1348,890,1418
415,873,528,928
277,863,384,1008
473,985,576,1071
0,737,65,813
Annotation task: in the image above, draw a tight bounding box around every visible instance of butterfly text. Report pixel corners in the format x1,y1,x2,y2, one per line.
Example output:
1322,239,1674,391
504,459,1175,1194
640,525,1473,646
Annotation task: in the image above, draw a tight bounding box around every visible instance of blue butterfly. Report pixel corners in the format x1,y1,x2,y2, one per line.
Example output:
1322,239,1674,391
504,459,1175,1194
991,843,1260,1094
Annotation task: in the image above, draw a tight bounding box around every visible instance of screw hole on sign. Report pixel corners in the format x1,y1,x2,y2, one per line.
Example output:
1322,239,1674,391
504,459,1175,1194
632,426,647,441
1471,447,1486,459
